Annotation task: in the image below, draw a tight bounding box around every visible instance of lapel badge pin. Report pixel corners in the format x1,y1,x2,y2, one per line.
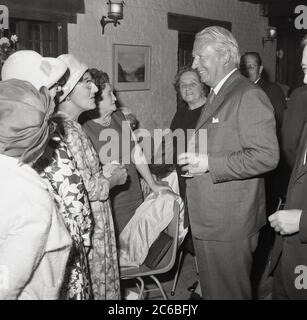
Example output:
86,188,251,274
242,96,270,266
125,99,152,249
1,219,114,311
212,117,219,123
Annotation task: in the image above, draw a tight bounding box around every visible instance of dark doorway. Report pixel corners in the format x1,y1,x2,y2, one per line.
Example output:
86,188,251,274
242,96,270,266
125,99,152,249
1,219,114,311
168,13,232,107
178,32,196,69
168,12,231,71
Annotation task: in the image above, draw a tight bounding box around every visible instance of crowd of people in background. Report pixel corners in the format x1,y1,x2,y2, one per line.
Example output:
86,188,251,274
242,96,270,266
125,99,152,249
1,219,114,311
0,47,173,300
0,26,307,300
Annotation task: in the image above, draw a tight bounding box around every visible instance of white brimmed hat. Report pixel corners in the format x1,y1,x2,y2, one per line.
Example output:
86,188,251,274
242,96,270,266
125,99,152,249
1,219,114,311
57,54,88,102
1,50,67,90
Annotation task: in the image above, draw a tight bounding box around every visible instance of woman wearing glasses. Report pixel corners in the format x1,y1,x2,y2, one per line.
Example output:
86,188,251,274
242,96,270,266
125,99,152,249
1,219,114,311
1,50,94,300
56,54,127,300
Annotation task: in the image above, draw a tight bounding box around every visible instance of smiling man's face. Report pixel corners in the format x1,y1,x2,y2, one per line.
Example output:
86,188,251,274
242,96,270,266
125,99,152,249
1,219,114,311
192,39,227,88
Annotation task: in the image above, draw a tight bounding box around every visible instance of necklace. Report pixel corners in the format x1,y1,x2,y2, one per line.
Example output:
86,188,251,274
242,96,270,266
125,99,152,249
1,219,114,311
97,116,112,127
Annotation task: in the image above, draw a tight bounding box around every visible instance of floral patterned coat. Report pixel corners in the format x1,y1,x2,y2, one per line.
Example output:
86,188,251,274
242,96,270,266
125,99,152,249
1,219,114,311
39,133,93,300
63,120,120,300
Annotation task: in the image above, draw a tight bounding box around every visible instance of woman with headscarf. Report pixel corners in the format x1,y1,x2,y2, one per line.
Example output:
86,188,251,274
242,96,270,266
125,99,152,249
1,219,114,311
56,54,127,300
0,79,72,300
1,51,94,300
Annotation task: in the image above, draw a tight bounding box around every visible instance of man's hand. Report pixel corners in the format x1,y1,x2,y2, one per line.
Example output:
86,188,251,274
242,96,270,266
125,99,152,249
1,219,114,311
177,152,209,176
268,209,302,235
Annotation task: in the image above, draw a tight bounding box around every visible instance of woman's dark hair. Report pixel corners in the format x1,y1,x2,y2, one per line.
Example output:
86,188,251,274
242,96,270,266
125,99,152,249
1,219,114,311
89,68,110,104
33,115,64,173
34,71,70,172
79,68,111,124
173,66,208,107
49,68,70,106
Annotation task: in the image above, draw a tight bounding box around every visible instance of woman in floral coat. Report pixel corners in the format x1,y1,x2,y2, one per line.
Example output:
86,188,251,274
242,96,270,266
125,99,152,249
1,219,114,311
2,50,94,300
57,54,127,300
36,132,93,299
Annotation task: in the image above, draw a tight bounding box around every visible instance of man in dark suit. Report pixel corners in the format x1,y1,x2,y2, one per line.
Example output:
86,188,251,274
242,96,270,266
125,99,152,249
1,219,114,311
240,52,286,138
240,52,289,299
281,35,307,170
269,35,307,300
178,26,279,299
240,52,289,208
282,85,307,169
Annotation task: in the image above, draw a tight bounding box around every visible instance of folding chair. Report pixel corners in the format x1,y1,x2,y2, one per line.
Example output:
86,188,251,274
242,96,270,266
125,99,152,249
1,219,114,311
171,240,199,296
120,209,180,300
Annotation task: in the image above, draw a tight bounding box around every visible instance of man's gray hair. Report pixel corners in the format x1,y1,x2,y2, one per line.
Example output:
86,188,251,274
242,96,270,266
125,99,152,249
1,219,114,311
195,26,241,67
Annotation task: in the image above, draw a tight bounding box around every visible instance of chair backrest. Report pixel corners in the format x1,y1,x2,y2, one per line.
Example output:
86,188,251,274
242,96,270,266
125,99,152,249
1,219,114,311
150,201,180,275
120,201,180,278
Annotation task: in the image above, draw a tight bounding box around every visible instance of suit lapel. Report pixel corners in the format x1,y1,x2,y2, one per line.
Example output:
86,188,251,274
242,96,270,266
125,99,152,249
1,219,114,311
290,122,307,183
195,93,225,132
195,70,240,132
257,78,267,91
294,145,307,182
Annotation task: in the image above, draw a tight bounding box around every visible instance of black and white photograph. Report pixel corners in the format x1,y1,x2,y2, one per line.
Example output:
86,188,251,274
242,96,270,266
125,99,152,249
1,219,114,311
0,0,307,306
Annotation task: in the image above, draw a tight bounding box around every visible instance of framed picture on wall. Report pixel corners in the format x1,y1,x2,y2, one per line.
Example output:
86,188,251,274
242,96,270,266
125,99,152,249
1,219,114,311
112,44,151,91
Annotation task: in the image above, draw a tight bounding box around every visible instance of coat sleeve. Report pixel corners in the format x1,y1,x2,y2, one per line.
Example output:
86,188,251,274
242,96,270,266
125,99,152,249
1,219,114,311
0,201,51,300
266,83,286,138
282,89,307,168
65,123,110,202
44,142,93,248
208,88,279,183
299,209,307,243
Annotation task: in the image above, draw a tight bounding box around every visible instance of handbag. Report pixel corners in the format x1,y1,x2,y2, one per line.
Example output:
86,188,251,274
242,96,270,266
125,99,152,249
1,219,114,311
144,231,173,269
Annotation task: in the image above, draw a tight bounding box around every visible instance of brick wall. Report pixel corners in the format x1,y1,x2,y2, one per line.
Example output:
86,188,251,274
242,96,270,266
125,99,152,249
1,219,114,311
68,0,275,131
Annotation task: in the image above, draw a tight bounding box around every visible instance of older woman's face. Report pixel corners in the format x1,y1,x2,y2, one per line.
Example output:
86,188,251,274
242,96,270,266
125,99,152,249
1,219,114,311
98,83,117,118
70,72,98,111
179,71,204,106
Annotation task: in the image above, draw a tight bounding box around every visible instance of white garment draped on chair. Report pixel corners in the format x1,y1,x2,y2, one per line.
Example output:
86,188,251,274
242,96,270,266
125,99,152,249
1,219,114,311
119,172,187,268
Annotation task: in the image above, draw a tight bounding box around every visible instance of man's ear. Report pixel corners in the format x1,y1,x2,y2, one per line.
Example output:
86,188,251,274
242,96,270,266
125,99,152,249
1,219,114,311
222,50,231,65
259,65,264,76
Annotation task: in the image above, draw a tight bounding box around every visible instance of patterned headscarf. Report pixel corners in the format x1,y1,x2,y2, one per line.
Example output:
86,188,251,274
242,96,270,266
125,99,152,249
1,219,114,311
0,79,54,164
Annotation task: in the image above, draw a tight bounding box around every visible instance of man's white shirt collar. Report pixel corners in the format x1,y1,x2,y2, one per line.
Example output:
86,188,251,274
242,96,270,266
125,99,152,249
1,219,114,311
213,68,237,95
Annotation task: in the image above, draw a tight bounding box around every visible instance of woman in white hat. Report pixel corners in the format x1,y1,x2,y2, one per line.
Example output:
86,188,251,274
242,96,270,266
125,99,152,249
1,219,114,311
1,50,66,105
0,78,72,300
1,50,94,300
57,54,127,300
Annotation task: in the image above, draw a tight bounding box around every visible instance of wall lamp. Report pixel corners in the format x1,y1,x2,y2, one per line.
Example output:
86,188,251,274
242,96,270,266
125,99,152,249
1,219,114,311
262,26,277,47
100,1,125,35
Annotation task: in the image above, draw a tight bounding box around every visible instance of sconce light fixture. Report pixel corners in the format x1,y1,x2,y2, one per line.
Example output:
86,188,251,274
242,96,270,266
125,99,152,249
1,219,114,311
262,26,277,47
100,1,125,35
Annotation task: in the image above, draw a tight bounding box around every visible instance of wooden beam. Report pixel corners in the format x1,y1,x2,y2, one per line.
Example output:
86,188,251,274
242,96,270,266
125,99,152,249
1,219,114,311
267,2,298,17
239,0,298,3
8,7,76,22
1,0,84,23
1,0,84,14
241,0,302,18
